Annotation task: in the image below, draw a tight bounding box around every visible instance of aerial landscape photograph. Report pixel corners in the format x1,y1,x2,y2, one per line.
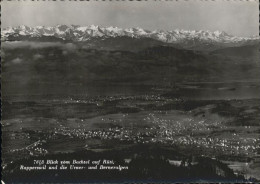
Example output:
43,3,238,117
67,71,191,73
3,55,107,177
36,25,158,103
1,1,260,183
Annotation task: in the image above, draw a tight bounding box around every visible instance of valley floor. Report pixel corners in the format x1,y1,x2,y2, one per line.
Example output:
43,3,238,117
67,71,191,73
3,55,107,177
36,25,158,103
2,88,260,182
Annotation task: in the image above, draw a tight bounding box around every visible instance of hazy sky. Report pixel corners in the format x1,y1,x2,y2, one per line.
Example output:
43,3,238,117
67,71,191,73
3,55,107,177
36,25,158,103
2,0,259,37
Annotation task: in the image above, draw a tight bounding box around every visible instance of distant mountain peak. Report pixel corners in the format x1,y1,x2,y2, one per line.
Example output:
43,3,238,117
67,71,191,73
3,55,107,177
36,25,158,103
2,25,259,50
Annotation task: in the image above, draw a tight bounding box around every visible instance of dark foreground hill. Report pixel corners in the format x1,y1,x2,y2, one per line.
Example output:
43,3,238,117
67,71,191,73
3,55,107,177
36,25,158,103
2,144,248,183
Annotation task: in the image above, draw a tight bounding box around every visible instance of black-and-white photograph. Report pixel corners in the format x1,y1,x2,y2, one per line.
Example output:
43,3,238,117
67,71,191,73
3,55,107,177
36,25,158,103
1,0,260,183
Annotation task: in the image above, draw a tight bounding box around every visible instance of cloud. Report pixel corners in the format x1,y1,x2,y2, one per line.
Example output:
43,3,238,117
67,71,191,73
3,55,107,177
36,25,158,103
11,57,23,64
62,50,68,55
2,41,63,49
64,43,77,51
2,41,78,51
62,43,77,55
33,54,44,60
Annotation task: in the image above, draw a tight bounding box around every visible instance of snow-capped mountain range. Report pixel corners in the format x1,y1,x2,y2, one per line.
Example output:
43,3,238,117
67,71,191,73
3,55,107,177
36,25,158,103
2,25,259,49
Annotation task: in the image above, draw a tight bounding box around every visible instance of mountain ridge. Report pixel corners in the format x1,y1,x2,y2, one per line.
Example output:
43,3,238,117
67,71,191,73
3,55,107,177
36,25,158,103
2,25,259,51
